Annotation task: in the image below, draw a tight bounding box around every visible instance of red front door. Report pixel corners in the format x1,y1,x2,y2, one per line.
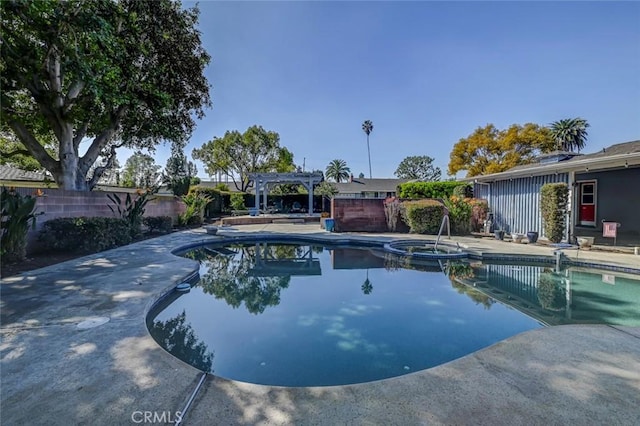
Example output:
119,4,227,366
579,181,596,226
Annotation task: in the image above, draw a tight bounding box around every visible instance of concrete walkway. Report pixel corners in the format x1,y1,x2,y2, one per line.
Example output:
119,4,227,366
1,224,639,425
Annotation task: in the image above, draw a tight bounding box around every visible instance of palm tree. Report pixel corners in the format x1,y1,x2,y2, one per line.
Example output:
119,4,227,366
325,159,351,182
549,118,590,153
361,270,373,295
362,120,374,178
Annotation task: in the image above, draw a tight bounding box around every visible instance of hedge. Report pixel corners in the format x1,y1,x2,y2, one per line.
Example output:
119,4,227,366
400,199,446,234
39,217,133,253
398,181,470,199
143,216,173,234
540,183,568,243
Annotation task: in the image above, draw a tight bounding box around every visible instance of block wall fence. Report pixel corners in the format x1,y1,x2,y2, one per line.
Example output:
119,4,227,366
7,187,185,253
331,198,388,232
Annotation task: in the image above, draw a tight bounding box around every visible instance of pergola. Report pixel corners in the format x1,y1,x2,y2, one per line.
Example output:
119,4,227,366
248,172,324,215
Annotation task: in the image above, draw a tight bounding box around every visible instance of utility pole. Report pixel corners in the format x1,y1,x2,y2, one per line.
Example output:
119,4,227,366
303,157,305,172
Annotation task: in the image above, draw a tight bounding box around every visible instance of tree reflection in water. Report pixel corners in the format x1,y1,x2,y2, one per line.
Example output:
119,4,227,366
450,281,495,309
361,269,373,295
446,261,495,309
149,310,214,372
537,269,565,311
197,244,295,314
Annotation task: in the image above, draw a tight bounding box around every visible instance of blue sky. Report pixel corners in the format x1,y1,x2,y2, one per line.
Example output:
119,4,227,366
121,1,640,179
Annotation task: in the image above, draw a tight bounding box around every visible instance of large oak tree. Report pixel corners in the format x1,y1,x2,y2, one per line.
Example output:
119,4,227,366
1,0,211,190
394,155,441,181
121,152,160,189
192,125,295,192
447,123,555,177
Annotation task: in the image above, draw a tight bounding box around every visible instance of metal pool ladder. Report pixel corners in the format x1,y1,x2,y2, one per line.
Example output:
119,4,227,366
434,214,451,251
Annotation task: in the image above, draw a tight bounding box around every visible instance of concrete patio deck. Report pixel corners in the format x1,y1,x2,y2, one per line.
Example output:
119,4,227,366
1,223,639,425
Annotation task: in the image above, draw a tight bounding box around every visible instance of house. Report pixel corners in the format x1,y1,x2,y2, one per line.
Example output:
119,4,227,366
333,176,408,199
0,165,54,188
193,180,242,192
467,140,640,245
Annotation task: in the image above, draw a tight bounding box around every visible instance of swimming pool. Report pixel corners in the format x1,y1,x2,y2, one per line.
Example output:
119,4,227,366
147,240,640,387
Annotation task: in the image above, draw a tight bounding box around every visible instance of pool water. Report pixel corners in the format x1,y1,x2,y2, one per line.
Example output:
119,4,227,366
147,241,640,387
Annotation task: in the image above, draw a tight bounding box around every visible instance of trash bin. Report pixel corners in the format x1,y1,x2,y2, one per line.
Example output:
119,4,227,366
325,219,335,232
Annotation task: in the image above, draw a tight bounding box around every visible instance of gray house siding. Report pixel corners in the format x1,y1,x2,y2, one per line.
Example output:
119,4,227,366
574,167,640,234
475,173,569,237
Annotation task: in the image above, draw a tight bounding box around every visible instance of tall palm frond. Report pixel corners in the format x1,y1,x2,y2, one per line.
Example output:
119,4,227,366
362,120,374,178
549,118,590,153
325,159,350,183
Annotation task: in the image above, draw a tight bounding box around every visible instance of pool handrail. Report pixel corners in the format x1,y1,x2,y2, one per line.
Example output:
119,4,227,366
434,215,451,251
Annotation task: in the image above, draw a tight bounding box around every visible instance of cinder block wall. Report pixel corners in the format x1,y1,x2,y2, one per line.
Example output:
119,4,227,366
8,187,185,252
331,198,387,232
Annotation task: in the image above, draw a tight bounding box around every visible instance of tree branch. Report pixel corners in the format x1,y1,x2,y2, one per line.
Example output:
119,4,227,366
45,47,64,109
63,80,86,114
25,80,65,140
73,120,89,148
7,120,57,172
79,106,127,175
0,148,32,158
87,145,117,190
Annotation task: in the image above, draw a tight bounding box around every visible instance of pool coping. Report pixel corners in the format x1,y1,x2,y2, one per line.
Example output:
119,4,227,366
1,225,639,425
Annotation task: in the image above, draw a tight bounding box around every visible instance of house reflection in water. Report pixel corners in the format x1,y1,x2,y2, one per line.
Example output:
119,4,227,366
456,263,640,327
250,243,322,277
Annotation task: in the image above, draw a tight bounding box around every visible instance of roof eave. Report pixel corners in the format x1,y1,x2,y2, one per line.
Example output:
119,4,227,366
464,152,640,183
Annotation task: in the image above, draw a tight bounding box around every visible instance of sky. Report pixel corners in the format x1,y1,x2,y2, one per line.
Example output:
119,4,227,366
118,1,640,180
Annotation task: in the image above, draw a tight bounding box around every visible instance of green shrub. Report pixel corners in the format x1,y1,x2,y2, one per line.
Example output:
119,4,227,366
540,183,568,243
166,176,191,197
400,199,445,234
230,193,246,210
186,214,202,226
1,187,43,262
397,181,468,199
39,217,132,253
143,216,173,234
452,184,473,199
190,186,224,215
444,196,472,235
